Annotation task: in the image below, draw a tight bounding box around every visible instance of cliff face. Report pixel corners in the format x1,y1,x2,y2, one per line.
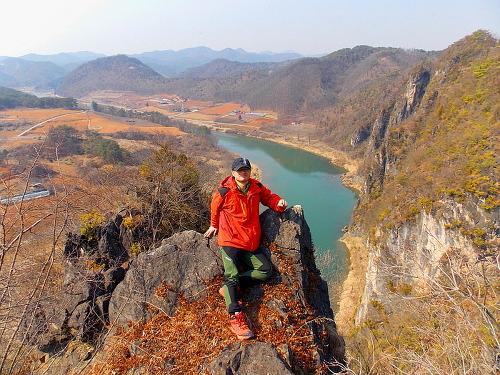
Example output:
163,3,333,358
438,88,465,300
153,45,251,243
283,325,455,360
356,200,497,322
23,206,346,374
342,31,499,328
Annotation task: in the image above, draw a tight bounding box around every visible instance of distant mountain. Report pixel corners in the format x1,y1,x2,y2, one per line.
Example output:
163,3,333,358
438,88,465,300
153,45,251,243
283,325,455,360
55,54,166,97
53,46,436,118
19,51,106,69
0,47,306,88
0,58,67,88
0,70,17,87
179,58,287,79
164,46,436,117
129,46,305,77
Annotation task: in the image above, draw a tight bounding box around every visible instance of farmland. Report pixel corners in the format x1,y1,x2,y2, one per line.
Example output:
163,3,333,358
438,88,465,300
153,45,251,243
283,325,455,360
81,90,279,130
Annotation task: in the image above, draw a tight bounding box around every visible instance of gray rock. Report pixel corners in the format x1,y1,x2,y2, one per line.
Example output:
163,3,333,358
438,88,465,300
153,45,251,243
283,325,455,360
109,230,222,325
32,206,346,374
205,341,294,375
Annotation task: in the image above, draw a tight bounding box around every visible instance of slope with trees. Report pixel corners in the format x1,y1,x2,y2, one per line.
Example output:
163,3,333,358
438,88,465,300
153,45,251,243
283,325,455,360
0,87,77,110
55,55,166,98
333,30,499,374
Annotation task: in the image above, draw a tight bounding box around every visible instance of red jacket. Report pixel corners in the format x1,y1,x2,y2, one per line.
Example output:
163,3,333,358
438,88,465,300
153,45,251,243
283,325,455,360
210,176,285,251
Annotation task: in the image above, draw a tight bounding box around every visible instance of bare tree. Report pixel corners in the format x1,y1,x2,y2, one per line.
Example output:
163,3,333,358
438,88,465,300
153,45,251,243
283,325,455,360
0,144,74,374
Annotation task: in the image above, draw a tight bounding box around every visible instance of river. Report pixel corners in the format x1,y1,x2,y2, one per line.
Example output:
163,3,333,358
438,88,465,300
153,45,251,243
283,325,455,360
215,132,357,296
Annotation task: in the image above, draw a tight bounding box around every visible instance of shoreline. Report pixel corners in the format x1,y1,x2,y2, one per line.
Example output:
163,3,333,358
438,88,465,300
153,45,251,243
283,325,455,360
254,131,367,332
213,126,363,192
335,234,367,333
250,133,362,191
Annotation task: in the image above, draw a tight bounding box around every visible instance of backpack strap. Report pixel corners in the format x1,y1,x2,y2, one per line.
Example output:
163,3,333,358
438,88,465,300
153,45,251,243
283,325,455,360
217,187,230,197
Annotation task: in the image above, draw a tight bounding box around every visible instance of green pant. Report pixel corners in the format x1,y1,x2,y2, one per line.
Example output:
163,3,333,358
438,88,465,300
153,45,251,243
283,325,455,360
220,246,272,314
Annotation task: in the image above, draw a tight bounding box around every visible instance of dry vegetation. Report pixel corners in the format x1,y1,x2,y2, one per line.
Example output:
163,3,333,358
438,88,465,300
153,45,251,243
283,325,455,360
0,106,236,375
84,243,323,375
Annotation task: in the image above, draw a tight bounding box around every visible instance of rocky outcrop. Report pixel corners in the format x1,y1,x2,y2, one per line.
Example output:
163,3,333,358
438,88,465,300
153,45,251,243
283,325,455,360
359,68,431,197
25,206,345,374
108,230,223,325
344,63,498,325
355,200,499,324
205,342,295,374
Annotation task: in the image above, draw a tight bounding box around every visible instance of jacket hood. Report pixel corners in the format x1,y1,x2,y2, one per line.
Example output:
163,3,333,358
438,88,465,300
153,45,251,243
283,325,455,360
220,175,235,188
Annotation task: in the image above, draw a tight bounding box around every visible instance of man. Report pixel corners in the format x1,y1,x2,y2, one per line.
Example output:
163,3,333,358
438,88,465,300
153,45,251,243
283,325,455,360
204,157,288,340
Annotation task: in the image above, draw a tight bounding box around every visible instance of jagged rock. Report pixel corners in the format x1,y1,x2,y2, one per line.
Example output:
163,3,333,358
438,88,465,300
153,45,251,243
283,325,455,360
32,206,345,374
260,205,346,370
22,216,129,352
108,230,222,325
97,216,128,266
205,341,294,375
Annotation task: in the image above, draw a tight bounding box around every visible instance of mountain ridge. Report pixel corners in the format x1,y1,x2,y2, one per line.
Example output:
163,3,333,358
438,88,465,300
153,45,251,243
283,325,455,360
1,47,307,80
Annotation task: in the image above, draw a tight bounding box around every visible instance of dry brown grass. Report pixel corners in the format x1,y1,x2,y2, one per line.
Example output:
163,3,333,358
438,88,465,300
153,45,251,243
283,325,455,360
138,106,176,116
0,108,77,122
25,112,184,136
177,112,219,121
197,103,248,115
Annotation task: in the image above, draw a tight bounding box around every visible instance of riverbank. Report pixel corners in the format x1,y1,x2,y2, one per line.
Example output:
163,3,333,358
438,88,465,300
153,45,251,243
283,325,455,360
245,130,363,193
199,119,363,192
335,234,368,334
253,131,368,333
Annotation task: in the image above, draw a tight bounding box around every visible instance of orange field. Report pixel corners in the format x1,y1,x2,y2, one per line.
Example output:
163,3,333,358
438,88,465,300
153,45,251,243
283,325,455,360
176,112,219,121
139,106,171,114
1,108,77,122
183,100,214,107
0,109,184,141
196,103,249,115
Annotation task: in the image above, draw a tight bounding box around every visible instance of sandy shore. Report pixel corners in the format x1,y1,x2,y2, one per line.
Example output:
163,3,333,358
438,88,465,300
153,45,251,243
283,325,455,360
335,234,368,334
244,131,362,192
198,119,363,192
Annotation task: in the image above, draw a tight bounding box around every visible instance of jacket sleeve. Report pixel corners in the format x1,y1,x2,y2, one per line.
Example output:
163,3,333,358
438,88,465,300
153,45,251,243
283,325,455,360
210,190,224,228
259,183,286,212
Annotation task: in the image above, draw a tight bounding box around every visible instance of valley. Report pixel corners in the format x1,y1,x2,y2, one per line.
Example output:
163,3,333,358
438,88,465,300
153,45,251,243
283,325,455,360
0,30,498,375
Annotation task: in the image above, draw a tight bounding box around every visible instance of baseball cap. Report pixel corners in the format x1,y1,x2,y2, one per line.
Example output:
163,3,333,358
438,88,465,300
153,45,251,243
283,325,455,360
232,157,251,171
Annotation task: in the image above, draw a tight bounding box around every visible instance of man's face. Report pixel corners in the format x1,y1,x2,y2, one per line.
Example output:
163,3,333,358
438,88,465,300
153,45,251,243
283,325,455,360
232,167,251,184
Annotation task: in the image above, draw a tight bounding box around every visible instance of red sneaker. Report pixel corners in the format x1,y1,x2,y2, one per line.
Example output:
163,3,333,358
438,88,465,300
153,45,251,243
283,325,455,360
229,312,254,340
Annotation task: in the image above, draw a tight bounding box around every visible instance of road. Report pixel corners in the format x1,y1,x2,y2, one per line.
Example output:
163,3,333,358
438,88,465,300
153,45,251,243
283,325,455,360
16,110,86,137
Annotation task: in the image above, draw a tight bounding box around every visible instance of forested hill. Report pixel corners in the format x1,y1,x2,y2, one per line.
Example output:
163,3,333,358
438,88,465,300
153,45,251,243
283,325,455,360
0,86,76,109
331,30,499,373
54,46,436,118
349,30,499,230
174,46,436,116
179,58,286,79
0,58,67,88
56,55,166,97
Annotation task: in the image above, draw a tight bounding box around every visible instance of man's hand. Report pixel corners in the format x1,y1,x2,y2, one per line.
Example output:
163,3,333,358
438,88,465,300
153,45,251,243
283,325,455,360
277,199,288,209
204,226,218,238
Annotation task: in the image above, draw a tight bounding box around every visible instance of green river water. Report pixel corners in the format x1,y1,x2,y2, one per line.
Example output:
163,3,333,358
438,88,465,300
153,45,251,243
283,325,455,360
215,132,357,286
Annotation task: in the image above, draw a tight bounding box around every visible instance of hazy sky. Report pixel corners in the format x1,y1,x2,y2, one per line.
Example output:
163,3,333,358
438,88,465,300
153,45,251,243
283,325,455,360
2,0,499,57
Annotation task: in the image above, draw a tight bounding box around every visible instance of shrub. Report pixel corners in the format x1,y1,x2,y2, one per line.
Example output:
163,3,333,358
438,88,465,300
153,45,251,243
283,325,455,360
80,210,106,241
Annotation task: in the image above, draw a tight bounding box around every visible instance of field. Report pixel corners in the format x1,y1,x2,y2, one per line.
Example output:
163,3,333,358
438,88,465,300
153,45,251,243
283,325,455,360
0,93,281,241
0,108,183,141
0,107,187,246
82,90,280,130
